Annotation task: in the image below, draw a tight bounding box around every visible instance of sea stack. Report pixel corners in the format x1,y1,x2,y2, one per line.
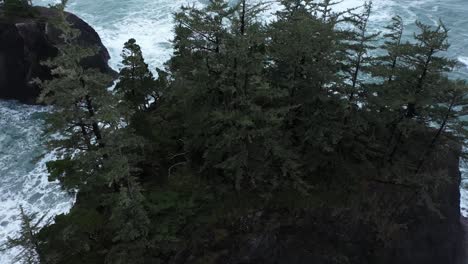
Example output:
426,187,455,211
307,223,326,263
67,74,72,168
0,6,115,104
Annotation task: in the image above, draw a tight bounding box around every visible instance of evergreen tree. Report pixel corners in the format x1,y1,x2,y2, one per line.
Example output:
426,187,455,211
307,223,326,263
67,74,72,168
380,15,405,83
414,79,468,172
115,38,156,111
33,0,468,261
106,184,150,264
343,1,380,102
1,0,32,16
37,4,112,154
37,7,150,263
268,0,344,98
402,21,455,119
368,16,405,114
167,0,303,192
379,21,457,162
1,206,49,264
366,16,407,152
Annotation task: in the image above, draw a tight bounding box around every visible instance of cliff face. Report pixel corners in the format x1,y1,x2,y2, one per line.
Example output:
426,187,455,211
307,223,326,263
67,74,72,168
0,7,115,104
175,139,465,264
461,217,468,263
381,141,463,264
272,143,463,264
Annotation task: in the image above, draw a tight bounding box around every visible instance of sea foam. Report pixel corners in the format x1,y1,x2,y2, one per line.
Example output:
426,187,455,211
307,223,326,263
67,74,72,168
0,101,73,263
459,57,468,68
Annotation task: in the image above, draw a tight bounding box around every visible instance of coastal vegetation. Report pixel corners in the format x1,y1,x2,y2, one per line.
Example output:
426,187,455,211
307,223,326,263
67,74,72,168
0,0,33,16
2,0,467,263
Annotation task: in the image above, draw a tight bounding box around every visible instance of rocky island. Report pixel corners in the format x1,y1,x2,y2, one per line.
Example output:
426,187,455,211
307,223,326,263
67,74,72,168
0,1,467,263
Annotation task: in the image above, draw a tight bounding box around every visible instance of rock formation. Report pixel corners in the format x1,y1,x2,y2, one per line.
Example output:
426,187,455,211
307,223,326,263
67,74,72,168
176,138,466,264
0,6,115,104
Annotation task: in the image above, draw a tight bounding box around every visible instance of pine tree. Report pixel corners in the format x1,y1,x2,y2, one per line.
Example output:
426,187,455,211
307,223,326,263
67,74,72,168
343,1,380,102
380,15,404,83
415,79,468,173
2,0,32,16
370,20,457,164
268,0,344,98
402,21,455,119
38,6,112,151
106,183,150,264
37,7,150,263
1,206,49,264
115,38,156,111
32,0,468,261
367,16,407,152
368,16,405,113
167,0,301,192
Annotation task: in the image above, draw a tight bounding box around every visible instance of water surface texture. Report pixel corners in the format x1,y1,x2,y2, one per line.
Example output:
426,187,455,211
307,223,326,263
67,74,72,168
1,0,468,262
0,102,72,263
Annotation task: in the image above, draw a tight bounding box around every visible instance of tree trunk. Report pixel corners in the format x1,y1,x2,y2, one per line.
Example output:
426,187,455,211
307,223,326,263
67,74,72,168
415,95,457,174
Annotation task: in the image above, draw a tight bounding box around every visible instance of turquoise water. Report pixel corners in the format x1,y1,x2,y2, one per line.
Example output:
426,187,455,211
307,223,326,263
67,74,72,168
1,0,467,262
32,0,468,79
0,102,72,263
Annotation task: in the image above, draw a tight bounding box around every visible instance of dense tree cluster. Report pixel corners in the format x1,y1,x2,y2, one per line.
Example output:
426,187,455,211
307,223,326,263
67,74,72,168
5,0,468,263
0,0,33,16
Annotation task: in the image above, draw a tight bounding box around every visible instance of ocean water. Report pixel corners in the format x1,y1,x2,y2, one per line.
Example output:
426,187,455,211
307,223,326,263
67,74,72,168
1,0,468,262
0,102,72,263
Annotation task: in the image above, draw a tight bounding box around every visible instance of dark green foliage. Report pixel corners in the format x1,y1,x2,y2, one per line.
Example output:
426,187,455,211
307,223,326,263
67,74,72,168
35,7,150,264
373,20,455,122
115,39,157,111
1,206,48,264
343,1,380,102
166,0,298,192
35,0,468,263
1,0,32,17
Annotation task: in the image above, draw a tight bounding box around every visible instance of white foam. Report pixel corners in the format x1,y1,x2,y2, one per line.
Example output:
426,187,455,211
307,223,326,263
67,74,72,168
35,0,400,71
459,57,468,68
0,101,73,264
67,0,190,71
460,159,468,218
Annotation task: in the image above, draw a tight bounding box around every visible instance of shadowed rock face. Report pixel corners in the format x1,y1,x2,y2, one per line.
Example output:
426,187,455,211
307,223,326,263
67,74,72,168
173,138,465,264
242,141,464,264
0,6,115,104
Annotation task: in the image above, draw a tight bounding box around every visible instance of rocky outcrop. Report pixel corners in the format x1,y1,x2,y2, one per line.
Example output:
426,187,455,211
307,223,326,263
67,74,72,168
250,140,464,264
461,216,468,264
175,138,465,264
0,6,115,104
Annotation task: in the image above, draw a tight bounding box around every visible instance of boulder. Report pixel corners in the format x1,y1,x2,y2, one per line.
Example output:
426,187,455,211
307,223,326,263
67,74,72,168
0,6,115,104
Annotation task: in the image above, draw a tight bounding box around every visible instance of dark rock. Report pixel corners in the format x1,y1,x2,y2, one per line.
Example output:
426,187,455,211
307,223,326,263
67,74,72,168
460,216,468,264
177,138,465,264
0,6,116,104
